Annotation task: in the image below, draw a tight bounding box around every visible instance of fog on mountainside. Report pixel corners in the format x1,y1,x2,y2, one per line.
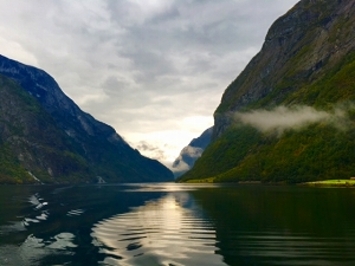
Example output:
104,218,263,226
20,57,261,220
179,0,355,183
172,127,213,178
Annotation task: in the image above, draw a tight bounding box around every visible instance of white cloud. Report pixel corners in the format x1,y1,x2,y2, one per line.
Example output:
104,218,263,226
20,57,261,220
235,105,349,135
0,0,299,165
182,146,204,159
0,37,38,66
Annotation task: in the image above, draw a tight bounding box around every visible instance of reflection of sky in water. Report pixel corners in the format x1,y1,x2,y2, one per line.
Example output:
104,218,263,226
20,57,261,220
91,193,227,266
2,184,355,265
0,192,80,266
123,182,223,193
0,232,77,266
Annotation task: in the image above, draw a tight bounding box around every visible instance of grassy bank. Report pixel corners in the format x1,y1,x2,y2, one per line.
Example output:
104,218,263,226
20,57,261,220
302,179,355,187
185,177,216,183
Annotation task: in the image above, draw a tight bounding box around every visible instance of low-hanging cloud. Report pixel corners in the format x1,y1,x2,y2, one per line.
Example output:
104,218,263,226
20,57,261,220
234,105,349,135
134,141,166,161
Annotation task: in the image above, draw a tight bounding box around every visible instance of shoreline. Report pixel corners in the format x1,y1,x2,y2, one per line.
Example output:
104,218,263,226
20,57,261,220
300,179,355,187
183,178,355,188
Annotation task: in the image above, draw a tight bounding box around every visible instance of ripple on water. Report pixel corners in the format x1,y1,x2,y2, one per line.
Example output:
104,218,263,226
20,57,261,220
215,231,355,266
66,209,85,217
91,194,227,266
0,232,77,266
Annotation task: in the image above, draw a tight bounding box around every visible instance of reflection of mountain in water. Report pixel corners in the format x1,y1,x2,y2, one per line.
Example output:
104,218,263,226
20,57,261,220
91,193,227,266
0,184,164,266
190,186,355,266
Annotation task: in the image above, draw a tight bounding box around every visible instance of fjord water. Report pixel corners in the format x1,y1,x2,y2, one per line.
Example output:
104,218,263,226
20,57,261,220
1,184,355,265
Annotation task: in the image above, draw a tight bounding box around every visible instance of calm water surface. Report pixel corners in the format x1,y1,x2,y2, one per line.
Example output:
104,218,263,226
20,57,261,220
1,183,355,265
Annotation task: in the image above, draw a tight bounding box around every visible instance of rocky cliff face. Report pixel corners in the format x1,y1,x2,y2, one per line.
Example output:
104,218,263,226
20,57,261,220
179,0,355,183
214,0,355,139
172,127,212,177
0,55,173,184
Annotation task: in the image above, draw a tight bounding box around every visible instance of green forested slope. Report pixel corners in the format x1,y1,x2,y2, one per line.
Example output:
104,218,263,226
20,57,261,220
0,60,174,184
179,0,355,183
0,74,92,184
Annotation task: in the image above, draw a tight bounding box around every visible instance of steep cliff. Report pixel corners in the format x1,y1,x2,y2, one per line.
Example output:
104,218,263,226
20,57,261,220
179,0,355,183
172,127,213,177
0,55,173,184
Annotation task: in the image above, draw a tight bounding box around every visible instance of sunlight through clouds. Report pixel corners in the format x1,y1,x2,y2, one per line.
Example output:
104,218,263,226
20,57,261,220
0,0,299,165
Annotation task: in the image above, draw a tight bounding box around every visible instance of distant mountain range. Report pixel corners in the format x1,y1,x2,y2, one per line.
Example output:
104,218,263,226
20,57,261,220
0,55,173,184
179,0,355,183
172,127,212,178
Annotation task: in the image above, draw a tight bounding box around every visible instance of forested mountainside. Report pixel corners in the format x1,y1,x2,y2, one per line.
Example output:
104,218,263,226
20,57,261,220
172,127,212,177
0,55,173,184
179,0,355,183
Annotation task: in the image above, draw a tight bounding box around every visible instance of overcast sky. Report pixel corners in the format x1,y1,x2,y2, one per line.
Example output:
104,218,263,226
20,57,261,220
0,0,299,167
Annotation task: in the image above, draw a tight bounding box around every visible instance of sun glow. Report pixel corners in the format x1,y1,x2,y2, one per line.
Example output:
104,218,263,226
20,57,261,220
91,189,225,265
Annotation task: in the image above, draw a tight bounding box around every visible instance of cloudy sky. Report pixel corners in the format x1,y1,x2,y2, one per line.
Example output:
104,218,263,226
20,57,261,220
0,0,299,167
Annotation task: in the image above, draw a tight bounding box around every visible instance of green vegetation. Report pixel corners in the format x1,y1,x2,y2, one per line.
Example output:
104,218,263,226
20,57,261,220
0,68,173,184
185,177,215,183
0,75,92,184
283,52,355,107
179,52,355,183
180,0,355,184
0,145,34,184
179,122,355,183
179,126,263,182
303,179,355,187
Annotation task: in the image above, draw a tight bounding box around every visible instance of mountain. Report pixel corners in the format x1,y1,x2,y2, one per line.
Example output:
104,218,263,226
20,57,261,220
178,0,355,183
171,127,213,177
0,55,173,184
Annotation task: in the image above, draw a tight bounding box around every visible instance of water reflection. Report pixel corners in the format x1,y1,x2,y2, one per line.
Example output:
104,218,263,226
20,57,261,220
3,184,355,265
191,186,355,266
91,193,226,266
0,232,77,266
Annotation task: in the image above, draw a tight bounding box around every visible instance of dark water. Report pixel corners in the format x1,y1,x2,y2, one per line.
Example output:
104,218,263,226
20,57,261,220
1,183,355,265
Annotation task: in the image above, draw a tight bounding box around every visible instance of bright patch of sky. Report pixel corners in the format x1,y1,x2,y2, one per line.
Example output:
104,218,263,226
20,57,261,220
0,0,299,167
